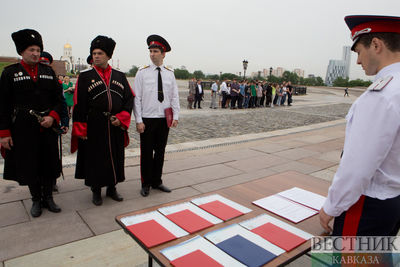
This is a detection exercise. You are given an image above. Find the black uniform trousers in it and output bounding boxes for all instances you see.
[333,194,400,236]
[331,195,400,266]
[140,118,169,188]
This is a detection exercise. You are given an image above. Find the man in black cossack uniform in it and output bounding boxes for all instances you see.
[71,35,134,206]
[0,29,64,217]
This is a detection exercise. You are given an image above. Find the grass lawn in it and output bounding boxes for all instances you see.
[0,62,13,75]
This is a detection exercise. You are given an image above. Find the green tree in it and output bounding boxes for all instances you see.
[315,77,324,86]
[206,74,220,80]
[297,76,324,86]
[282,71,300,84]
[126,65,139,77]
[174,68,192,79]
[333,77,349,87]
[221,73,240,80]
[193,70,205,79]
[267,75,282,84]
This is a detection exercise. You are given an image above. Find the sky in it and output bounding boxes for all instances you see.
[1,0,399,80]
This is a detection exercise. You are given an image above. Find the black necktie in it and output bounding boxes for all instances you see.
[157,67,164,102]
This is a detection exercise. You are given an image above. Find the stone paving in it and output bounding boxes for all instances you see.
[0,83,369,267]
[1,122,346,267]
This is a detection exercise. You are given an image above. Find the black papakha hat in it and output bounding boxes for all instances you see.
[90,35,116,58]
[147,34,171,52]
[11,29,43,55]
[86,54,93,64]
[39,51,53,64]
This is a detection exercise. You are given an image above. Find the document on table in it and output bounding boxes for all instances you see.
[204,224,284,266]
[277,187,326,211]
[161,235,246,267]
[240,214,314,251]
[120,211,188,248]
[253,195,318,223]
[204,223,285,256]
[158,202,222,233]
[191,194,252,221]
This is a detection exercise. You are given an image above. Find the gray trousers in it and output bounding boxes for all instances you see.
[210,91,217,108]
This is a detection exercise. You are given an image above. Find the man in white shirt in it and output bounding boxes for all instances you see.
[320,15,400,237]
[133,35,180,197]
[210,80,218,109]
[220,79,229,108]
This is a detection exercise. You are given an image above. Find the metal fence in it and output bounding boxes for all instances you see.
[294,86,307,95]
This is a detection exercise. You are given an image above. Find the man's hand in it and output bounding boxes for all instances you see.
[61,126,69,134]
[40,116,54,128]
[319,208,334,233]
[0,136,13,150]
[136,122,145,133]
[110,116,121,127]
[171,120,178,128]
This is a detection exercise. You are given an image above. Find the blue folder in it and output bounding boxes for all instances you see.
[216,234,277,267]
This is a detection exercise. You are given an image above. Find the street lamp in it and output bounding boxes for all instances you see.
[269,67,273,79]
[242,60,248,79]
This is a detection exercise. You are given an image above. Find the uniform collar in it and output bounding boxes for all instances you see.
[375,62,400,81]
[151,63,164,71]
[20,60,38,82]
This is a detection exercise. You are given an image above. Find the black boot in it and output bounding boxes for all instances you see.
[106,186,123,201]
[42,196,61,213]
[28,184,42,217]
[42,181,61,212]
[31,200,42,217]
[91,187,103,206]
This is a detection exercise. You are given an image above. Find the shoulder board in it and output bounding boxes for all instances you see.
[4,63,19,70]
[164,66,173,72]
[367,75,393,91]
[139,65,150,70]
[110,68,123,74]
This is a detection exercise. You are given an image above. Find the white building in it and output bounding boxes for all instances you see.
[60,43,74,72]
[293,68,305,78]
[325,46,351,86]
[272,67,285,77]
[342,46,351,78]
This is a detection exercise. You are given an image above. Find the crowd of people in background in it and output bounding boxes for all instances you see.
[187,78,294,109]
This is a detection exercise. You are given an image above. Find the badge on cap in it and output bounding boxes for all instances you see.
[14,73,18,77]
[351,28,371,41]
[19,72,23,76]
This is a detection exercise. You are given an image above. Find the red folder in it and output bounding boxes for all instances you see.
[126,219,176,248]
[251,222,306,251]
[171,249,223,267]
[166,209,214,234]
[164,107,173,128]
[199,200,243,221]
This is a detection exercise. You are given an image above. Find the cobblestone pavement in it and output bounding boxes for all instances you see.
[57,81,353,154]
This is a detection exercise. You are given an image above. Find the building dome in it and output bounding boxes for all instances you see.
[64,43,72,49]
